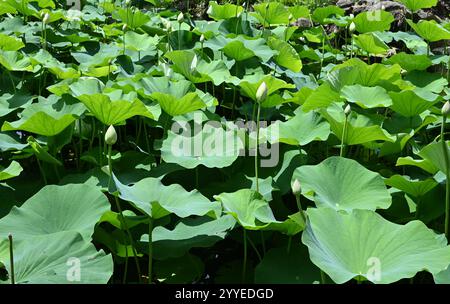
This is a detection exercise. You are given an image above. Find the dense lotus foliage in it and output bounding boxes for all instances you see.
[0,0,450,284]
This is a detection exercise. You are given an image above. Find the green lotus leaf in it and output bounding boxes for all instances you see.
[0,231,113,284]
[112,174,221,219]
[267,37,302,72]
[389,90,438,117]
[0,33,24,51]
[0,161,22,182]
[0,50,32,71]
[0,184,110,241]
[302,208,450,284]
[255,245,321,284]
[288,6,310,19]
[353,10,394,33]
[302,83,341,111]
[76,90,156,125]
[1,96,85,136]
[239,75,295,102]
[340,85,392,109]
[152,92,206,116]
[417,141,450,175]
[321,103,396,145]
[26,136,63,166]
[0,91,34,117]
[396,156,438,174]
[214,189,279,230]
[385,175,438,198]
[161,124,243,169]
[354,33,390,55]
[30,49,80,79]
[141,215,236,259]
[384,53,432,71]
[292,156,391,211]
[252,2,290,26]
[0,134,28,152]
[165,50,239,85]
[398,0,437,12]
[312,5,345,24]
[112,7,150,29]
[262,212,305,236]
[407,19,450,42]
[207,2,243,20]
[262,106,330,146]
[123,31,158,52]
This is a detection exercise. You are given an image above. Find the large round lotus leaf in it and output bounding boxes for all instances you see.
[0,231,113,284]
[353,10,394,33]
[340,85,392,109]
[161,124,243,169]
[112,174,221,219]
[398,0,437,12]
[292,156,392,211]
[417,141,450,175]
[0,33,24,51]
[254,245,321,284]
[252,2,290,25]
[320,103,395,146]
[0,184,110,241]
[0,161,22,182]
[302,208,450,284]
[267,37,302,72]
[407,19,450,42]
[214,189,279,230]
[385,175,438,198]
[0,50,32,71]
[207,2,243,20]
[151,92,206,116]
[354,33,389,55]
[312,5,345,24]
[238,75,295,102]
[262,106,330,146]
[384,53,432,71]
[389,90,438,117]
[1,96,86,137]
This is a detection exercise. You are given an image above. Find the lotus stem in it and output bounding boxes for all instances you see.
[255,103,261,193]
[8,233,15,284]
[107,143,142,283]
[295,195,307,223]
[341,106,350,157]
[148,217,153,284]
[287,236,292,254]
[242,228,247,283]
[36,158,47,185]
[441,116,450,239]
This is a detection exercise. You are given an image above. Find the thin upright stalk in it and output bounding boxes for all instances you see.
[340,115,349,157]
[148,217,153,284]
[255,103,261,193]
[441,116,450,239]
[8,234,14,284]
[108,145,143,283]
[242,229,247,283]
[295,195,307,223]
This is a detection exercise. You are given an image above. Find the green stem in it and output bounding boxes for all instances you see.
[247,235,262,262]
[36,158,47,185]
[321,270,327,284]
[8,234,14,285]
[287,236,292,254]
[295,195,307,223]
[340,115,348,157]
[242,229,247,283]
[148,217,153,284]
[442,116,450,240]
[6,70,16,94]
[255,103,261,193]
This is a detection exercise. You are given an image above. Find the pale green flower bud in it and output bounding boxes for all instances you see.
[105,125,117,145]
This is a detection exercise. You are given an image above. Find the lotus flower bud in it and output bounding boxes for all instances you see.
[443,101,450,117]
[125,0,131,5]
[177,12,184,23]
[256,81,268,103]
[265,2,269,9]
[349,22,356,33]
[105,125,117,145]
[299,36,305,42]
[344,104,351,116]
[292,179,301,196]
[288,14,293,21]
[349,14,354,19]
[43,13,50,24]
[200,34,205,43]
[190,55,198,72]
[122,23,127,31]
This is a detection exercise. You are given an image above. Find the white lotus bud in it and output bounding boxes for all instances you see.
[43,13,50,24]
[206,5,212,15]
[292,179,301,196]
[200,34,205,43]
[349,22,356,33]
[344,104,351,116]
[190,54,198,72]
[349,14,354,19]
[299,36,305,42]
[177,12,184,23]
[122,23,127,31]
[125,0,131,5]
[288,14,293,21]
[256,81,268,103]
[105,125,117,145]
[442,101,450,117]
